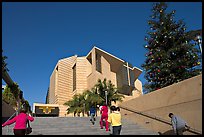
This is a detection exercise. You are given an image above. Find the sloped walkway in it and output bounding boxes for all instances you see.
[2,117,159,135]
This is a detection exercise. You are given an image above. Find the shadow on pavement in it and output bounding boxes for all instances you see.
[158,129,175,135]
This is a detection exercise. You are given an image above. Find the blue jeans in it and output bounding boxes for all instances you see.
[90,113,95,122]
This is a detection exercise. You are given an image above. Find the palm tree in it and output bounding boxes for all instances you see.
[64,78,125,116]
[64,94,79,116]
[83,88,103,116]
[64,101,76,116]
[95,78,125,107]
[78,93,86,117]
[64,93,86,117]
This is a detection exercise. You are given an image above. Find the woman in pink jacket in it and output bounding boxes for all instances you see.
[2,108,34,135]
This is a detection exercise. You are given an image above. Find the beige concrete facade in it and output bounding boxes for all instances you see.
[47,46,143,117]
[119,74,202,135]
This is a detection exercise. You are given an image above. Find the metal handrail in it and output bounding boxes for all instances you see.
[120,105,202,135]
[3,110,18,135]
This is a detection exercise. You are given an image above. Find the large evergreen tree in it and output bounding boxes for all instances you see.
[141,2,202,93]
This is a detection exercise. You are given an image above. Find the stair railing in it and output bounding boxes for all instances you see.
[120,105,202,135]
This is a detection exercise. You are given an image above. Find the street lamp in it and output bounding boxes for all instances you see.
[83,94,88,117]
[105,91,108,105]
[83,103,85,117]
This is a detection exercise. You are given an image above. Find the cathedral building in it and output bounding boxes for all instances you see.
[46,46,143,117]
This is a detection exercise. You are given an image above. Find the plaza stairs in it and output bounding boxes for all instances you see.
[2,116,159,135]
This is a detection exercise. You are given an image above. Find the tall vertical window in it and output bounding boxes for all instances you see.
[73,64,76,91]
[96,53,102,73]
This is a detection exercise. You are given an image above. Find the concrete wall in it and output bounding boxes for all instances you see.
[75,57,88,95]
[119,74,202,135]
[49,64,57,104]
[2,100,16,123]
[49,56,77,116]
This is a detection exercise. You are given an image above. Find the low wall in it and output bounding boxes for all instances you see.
[120,74,202,135]
[2,100,16,124]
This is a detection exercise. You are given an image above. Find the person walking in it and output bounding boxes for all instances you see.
[108,106,122,135]
[2,108,34,135]
[90,105,96,125]
[168,113,190,135]
[99,103,109,131]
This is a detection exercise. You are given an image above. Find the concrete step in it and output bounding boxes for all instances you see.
[2,117,159,135]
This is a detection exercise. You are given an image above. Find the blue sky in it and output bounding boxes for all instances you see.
[2,2,202,109]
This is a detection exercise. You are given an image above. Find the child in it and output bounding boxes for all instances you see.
[89,106,96,125]
[107,106,122,135]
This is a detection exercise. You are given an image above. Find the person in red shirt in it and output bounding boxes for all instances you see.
[2,108,34,135]
[99,103,109,131]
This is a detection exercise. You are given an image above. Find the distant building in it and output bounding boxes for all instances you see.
[46,46,143,117]
[33,103,59,117]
